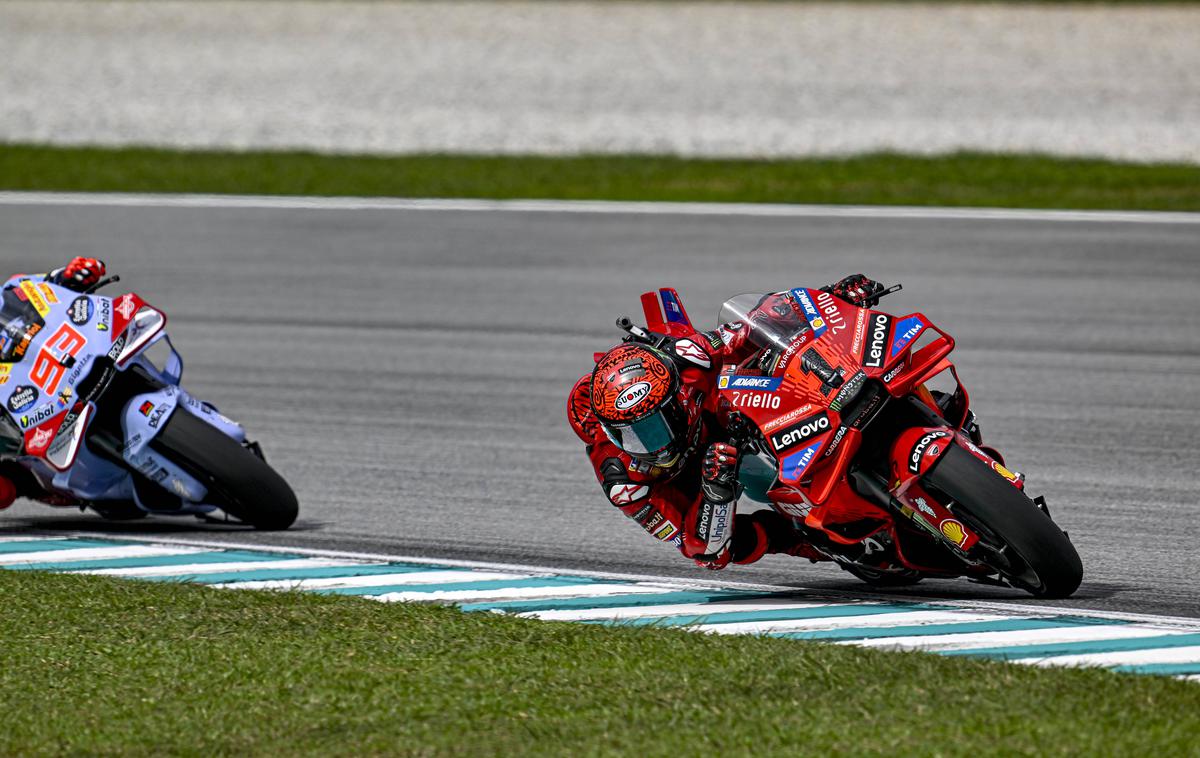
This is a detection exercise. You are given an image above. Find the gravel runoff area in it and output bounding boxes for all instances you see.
[2,2,1198,163]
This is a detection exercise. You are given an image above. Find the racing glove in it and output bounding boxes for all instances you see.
[823,274,884,308]
[50,257,106,292]
[692,442,740,569]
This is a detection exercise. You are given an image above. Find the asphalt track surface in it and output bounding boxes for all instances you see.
[1,195,1198,618]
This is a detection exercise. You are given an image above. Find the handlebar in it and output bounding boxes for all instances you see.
[83,275,120,294]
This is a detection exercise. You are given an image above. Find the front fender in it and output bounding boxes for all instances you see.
[890,426,954,484]
[120,385,206,502]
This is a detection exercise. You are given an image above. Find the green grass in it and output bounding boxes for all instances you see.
[2,143,1198,211]
[1,571,1197,756]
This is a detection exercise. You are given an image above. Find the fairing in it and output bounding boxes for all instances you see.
[0,279,248,516]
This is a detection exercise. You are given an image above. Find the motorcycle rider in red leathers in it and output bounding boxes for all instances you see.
[568,275,886,570]
[0,258,108,510]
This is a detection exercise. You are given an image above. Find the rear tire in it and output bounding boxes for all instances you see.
[150,409,298,530]
[923,445,1082,598]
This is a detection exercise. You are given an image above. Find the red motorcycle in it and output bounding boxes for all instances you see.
[636,285,1082,599]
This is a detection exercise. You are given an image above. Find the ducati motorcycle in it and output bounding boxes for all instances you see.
[0,275,297,529]
[629,285,1082,598]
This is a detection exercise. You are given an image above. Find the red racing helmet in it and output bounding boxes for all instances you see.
[590,344,702,469]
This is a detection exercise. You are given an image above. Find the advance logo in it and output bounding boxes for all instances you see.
[718,375,782,391]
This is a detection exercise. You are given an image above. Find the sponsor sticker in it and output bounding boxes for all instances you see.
[653,521,679,542]
[7,384,38,413]
[27,425,54,453]
[97,299,111,331]
[20,404,57,429]
[790,288,827,338]
[608,483,650,505]
[862,312,891,368]
[0,364,10,386]
[780,442,823,483]
[908,431,950,474]
[768,411,831,453]
[890,316,925,358]
[992,461,1021,483]
[829,370,867,412]
[717,375,782,391]
[761,404,815,433]
[727,391,781,410]
[674,339,711,369]
[37,283,59,304]
[68,296,95,326]
[114,294,138,321]
[940,518,968,547]
[147,405,169,428]
[139,401,154,417]
[614,381,652,411]
[822,425,849,459]
[813,290,847,335]
[850,308,867,356]
[19,281,50,317]
[882,363,904,384]
[912,496,937,517]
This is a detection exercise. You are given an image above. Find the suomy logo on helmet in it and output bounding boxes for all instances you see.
[614,381,652,411]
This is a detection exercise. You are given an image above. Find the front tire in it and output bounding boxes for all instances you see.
[151,409,298,530]
[923,445,1082,598]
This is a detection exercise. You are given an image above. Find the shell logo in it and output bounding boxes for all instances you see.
[992,461,1020,483]
[940,518,968,547]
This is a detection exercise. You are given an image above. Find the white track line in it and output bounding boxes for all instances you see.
[0,545,206,565]
[1,192,1197,225]
[211,570,530,591]
[524,599,841,622]
[1024,646,1200,668]
[372,583,677,604]
[697,610,1009,635]
[84,558,379,578]
[0,535,67,543]
[850,624,1187,652]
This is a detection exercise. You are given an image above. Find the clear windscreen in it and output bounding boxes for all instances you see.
[0,287,46,363]
[717,292,811,354]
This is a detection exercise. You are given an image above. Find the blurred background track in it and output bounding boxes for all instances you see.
[3,1,1198,161]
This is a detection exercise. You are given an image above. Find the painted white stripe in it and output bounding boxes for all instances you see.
[0,535,63,543]
[523,600,841,622]
[210,570,531,590]
[696,610,1009,635]
[373,583,675,604]
[84,558,376,578]
[848,624,1186,652]
[2,192,1198,225]
[1025,645,1200,668]
[0,545,206,565]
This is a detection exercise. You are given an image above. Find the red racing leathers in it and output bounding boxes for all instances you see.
[568,306,820,569]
